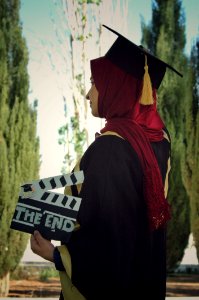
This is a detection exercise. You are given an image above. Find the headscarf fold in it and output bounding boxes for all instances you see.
[91,57,171,230]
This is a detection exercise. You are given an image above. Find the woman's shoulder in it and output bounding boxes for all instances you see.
[85,134,131,156]
[80,134,141,171]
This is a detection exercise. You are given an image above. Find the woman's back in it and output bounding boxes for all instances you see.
[67,134,170,300]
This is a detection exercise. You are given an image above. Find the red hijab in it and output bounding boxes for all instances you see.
[90,57,171,230]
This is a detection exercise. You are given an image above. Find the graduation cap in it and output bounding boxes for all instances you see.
[103,25,183,105]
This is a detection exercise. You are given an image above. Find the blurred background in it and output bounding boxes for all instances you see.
[0,0,198,297]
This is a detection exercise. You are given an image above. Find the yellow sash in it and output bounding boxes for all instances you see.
[57,245,86,300]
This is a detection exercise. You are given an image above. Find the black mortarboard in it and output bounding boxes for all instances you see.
[103,25,183,91]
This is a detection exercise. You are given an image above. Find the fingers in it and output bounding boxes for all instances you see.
[30,233,39,254]
[33,230,44,245]
[33,230,51,244]
[30,231,55,262]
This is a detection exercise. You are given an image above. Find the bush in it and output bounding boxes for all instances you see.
[10,264,59,281]
[10,265,37,280]
[39,267,59,282]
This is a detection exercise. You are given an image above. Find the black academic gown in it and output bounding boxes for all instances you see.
[65,134,170,300]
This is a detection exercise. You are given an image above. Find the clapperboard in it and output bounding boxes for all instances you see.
[10,171,84,242]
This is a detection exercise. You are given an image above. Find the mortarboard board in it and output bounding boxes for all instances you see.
[102,25,183,103]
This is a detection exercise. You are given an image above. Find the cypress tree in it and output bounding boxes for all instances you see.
[141,0,190,270]
[181,39,199,260]
[0,0,40,295]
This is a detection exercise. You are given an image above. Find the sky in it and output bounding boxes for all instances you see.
[19,0,199,263]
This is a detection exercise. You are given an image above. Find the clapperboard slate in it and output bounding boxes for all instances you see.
[10,171,84,242]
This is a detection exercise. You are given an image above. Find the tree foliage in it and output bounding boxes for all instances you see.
[0,0,40,295]
[141,0,190,270]
[181,38,199,260]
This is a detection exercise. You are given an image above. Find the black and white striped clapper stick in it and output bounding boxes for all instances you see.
[10,171,84,242]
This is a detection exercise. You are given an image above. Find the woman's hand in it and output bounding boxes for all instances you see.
[30,230,55,262]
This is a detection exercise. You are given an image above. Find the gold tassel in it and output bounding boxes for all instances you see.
[139,55,154,105]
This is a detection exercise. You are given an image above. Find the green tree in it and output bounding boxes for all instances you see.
[181,39,199,260]
[0,0,40,296]
[141,0,190,270]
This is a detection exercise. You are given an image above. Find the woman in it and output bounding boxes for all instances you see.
[31,27,182,299]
